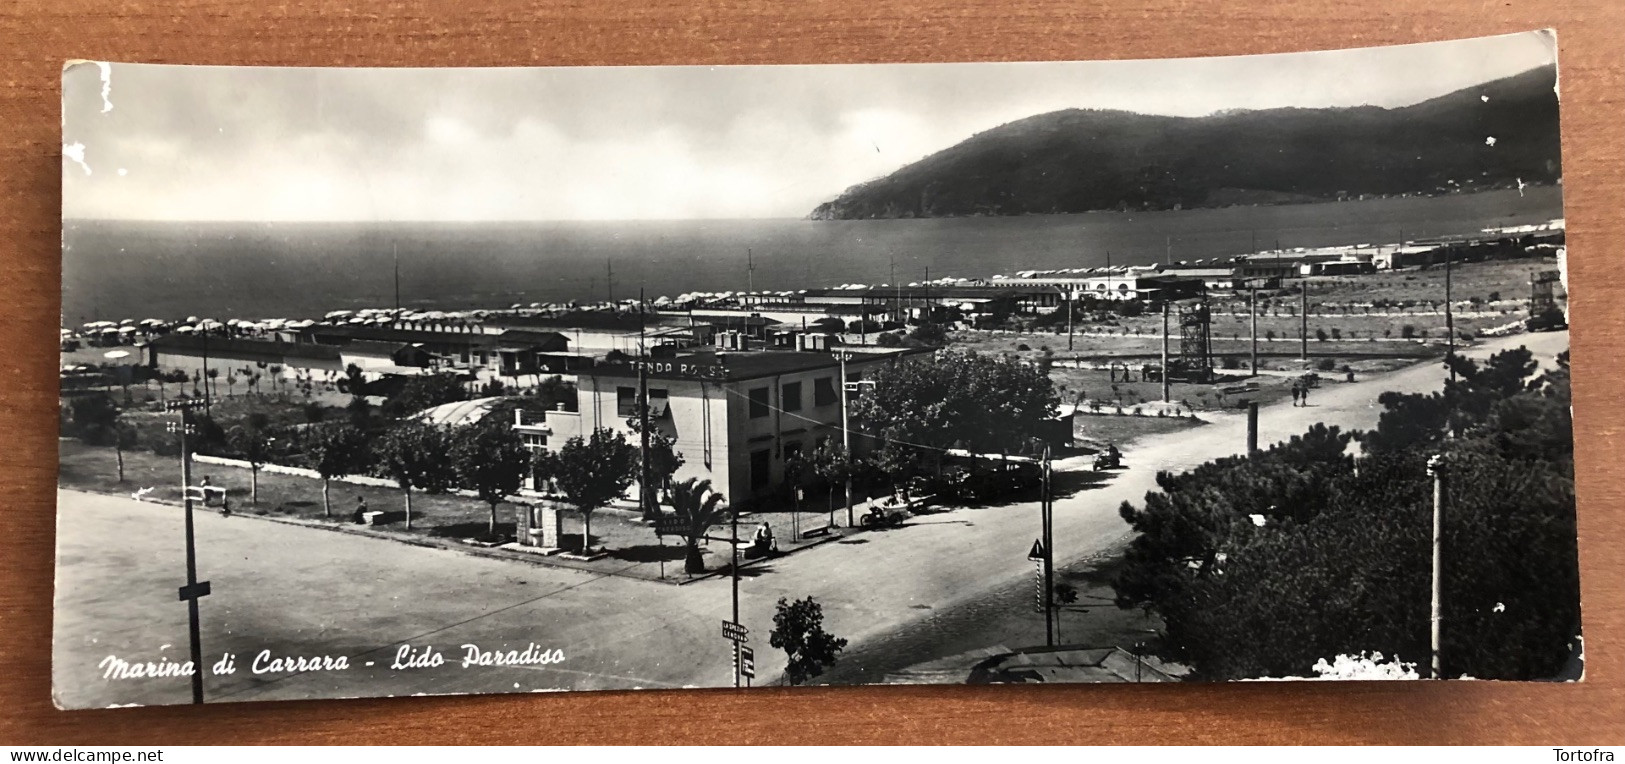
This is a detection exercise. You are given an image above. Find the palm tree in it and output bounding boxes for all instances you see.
[669,478,728,574]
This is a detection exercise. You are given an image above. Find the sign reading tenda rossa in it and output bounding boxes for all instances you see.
[606,359,732,380]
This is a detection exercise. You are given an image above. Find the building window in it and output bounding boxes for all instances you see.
[813,376,837,407]
[750,449,772,490]
[782,381,802,412]
[617,386,637,417]
[748,386,769,418]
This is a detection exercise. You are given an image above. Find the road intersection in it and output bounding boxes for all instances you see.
[51,331,1568,707]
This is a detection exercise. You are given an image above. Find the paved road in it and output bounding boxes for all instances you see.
[51,331,1568,707]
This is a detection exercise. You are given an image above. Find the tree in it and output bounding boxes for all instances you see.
[111,421,138,483]
[906,321,947,347]
[303,423,369,518]
[851,349,1057,498]
[808,440,856,526]
[669,478,728,573]
[227,421,276,504]
[769,596,848,685]
[450,419,532,538]
[536,427,638,553]
[626,411,684,519]
[384,372,469,418]
[376,421,455,530]
[64,393,119,443]
[1112,349,1579,681]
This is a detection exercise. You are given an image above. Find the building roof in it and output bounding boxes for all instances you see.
[413,396,503,427]
[584,347,926,383]
[803,285,1032,301]
[310,325,567,351]
[1158,268,1240,278]
[492,329,572,351]
[488,311,692,333]
[339,339,420,358]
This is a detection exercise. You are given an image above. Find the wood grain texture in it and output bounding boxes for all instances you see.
[2,0,1621,745]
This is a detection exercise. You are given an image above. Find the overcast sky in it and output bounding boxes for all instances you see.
[62,30,1556,222]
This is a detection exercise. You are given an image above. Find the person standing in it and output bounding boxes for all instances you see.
[1290,384,1302,407]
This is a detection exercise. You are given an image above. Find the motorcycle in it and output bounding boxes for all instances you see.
[861,501,908,529]
[1093,450,1124,471]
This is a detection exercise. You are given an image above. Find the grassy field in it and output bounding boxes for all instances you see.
[57,439,644,549]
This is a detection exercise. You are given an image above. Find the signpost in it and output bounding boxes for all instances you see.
[722,619,749,687]
[165,397,209,704]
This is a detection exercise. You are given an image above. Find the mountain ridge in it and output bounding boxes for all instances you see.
[809,65,1561,220]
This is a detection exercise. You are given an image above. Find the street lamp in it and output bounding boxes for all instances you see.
[165,397,211,704]
[836,351,875,527]
[1426,452,1446,680]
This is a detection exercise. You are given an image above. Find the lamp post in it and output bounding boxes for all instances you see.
[1041,446,1055,647]
[1055,287,1073,352]
[165,397,210,704]
[836,351,875,527]
[1427,453,1446,679]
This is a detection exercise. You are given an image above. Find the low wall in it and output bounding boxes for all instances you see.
[191,454,396,487]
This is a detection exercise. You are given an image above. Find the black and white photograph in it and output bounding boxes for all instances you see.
[54,29,1579,709]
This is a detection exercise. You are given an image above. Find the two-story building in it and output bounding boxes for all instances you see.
[515,347,927,510]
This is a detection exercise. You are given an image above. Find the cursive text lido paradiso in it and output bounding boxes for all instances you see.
[99,643,565,680]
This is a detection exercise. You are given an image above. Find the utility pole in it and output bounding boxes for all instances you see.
[393,243,401,312]
[201,329,211,418]
[1427,454,1446,679]
[1161,300,1171,403]
[747,248,754,294]
[1041,446,1055,647]
[923,266,930,327]
[1065,288,1074,351]
[166,398,209,704]
[731,504,741,688]
[638,289,652,520]
[1445,247,1456,384]
[838,351,854,527]
[1249,285,1259,376]
[1299,280,1309,362]
[607,259,614,305]
[1246,401,1259,456]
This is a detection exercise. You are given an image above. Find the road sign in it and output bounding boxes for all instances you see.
[178,581,211,602]
[722,620,748,643]
[739,646,755,679]
[1027,539,1046,561]
[654,516,686,537]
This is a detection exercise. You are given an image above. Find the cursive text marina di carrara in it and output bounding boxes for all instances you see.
[99,643,564,681]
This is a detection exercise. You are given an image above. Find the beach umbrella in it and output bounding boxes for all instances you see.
[174,325,197,333]
[103,350,131,359]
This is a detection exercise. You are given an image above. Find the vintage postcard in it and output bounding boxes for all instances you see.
[55,30,1578,708]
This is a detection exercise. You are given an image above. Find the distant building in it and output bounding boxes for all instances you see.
[145,334,446,394]
[304,324,572,379]
[515,347,928,510]
[484,311,716,357]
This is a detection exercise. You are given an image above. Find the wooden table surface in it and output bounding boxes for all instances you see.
[2,0,1621,745]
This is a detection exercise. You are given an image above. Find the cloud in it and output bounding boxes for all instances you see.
[61,31,1557,222]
